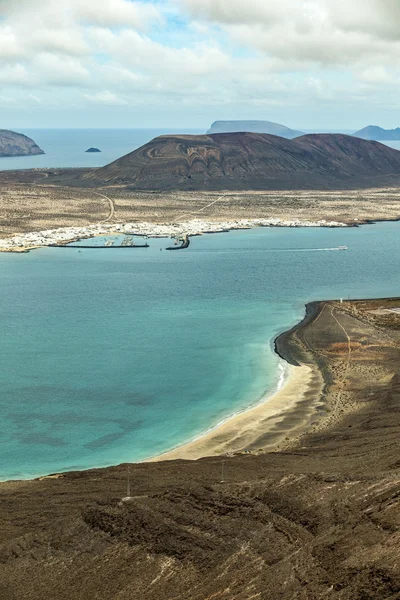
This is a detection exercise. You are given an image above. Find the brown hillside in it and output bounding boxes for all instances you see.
[0,299,399,599]
[78,132,400,190]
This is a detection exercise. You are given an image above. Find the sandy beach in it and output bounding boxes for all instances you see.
[149,363,324,461]
[1,297,399,599]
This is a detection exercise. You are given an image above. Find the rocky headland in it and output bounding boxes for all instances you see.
[0,129,44,157]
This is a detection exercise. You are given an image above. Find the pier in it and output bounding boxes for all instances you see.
[165,235,190,250]
[49,243,149,249]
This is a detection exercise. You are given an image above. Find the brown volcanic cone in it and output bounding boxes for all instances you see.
[295,133,400,176]
[81,132,400,190]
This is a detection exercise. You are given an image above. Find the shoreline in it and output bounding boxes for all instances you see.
[1,296,399,482]
[3,213,400,254]
[147,361,323,462]
[147,303,327,463]
[0,303,326,481]
[1,296,399,597]
[0,217,347,252]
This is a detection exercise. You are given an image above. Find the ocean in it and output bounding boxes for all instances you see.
[0,128,203,170]
[1,222,400,480]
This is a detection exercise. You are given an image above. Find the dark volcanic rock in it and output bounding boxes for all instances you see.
[208,119,303,138]
[85,147,101,153]
[353,125,400,141]
[0,129,44,157]
[81,132,400,191]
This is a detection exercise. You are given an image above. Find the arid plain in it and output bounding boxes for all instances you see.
[2,181,400,237]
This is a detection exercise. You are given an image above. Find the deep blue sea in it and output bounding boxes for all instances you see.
[0,129,203,170]
[1,223,400,480]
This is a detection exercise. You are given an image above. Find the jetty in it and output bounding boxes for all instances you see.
[165,235,190,251]
[49,243,149,249]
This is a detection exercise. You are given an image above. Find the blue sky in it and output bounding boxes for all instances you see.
[1,0,400,130]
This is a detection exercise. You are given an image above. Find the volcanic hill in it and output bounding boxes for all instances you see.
[353,125,400,141]
[0,129,44,157]
[79,132,400,191]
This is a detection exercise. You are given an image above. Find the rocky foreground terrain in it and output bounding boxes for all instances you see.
[0,129,44,157]
[0,299,399,599]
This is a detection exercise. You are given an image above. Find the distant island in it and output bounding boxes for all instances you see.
[85,147,101,153]
[72,132,400,191]
[207,120,303,139]
[353,125,400,141]
[0,129,44,157]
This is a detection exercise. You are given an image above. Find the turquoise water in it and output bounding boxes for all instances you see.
[0,128,203,170]
[1,223,400,480]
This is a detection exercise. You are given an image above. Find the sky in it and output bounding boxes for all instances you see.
[1,0,400,130]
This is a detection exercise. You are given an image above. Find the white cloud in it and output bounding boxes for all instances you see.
[0,95,17,107]
[357,66,396,85]
[0,63,31,85]
[88,27,230,77]
[28,94,42,104]
[83,91,129,105]
[34,54,90,86]
[29,28,90,57]
[177,0,400,66]
[1,0,400,122]
[0,0,162,67]
[74,0,162,29]
[0,0,161,30]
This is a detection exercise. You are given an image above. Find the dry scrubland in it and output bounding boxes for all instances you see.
[1,184,400,236]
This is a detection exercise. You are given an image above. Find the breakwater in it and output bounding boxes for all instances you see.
[165,236,190,251]
[49,243,150,249]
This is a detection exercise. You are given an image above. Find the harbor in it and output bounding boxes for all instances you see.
[0,217,347,252]
[49,235,150,249]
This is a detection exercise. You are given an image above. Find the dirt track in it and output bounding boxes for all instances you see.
[0,299,399,599]
[2,178,400,237]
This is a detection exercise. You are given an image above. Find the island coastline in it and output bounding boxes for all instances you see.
[2,296,399,481]
[0,217,347,252]
[148,302,327,463]
[147,362,323,462]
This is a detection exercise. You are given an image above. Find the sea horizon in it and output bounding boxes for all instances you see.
[2,128,400,172]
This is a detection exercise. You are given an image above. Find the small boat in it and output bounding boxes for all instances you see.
[338,245,348,250]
